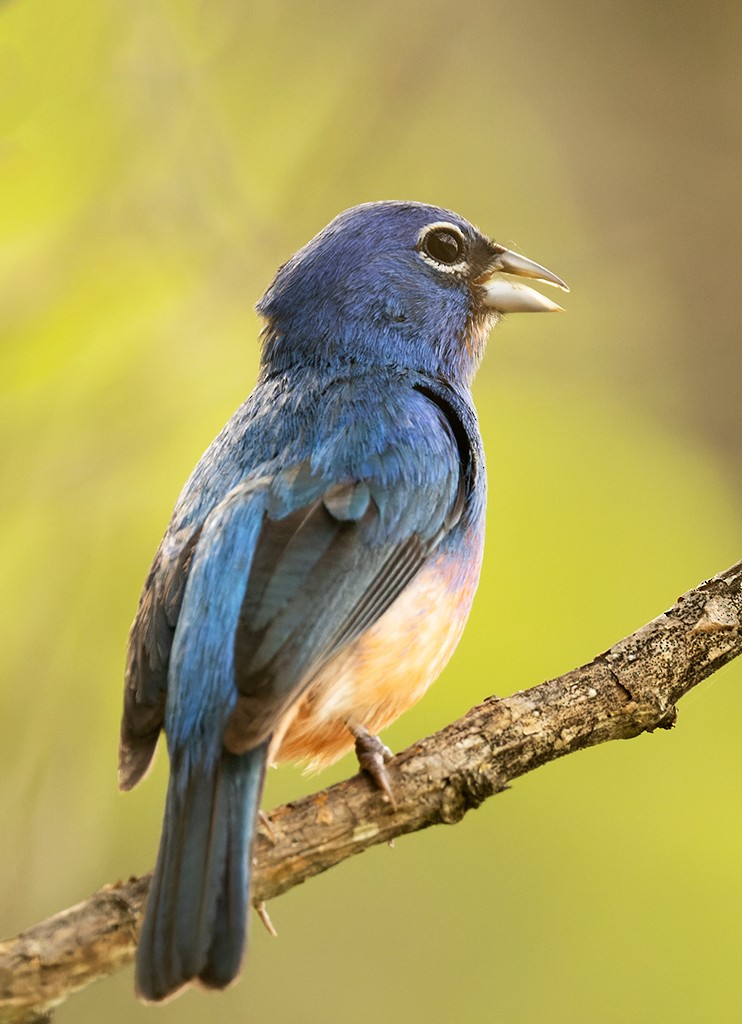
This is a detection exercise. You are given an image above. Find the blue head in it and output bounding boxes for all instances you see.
[257,201,568,387]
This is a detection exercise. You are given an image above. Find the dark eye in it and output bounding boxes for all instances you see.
[420,226,466,266]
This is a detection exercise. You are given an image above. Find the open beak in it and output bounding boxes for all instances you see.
[477,247,569,313]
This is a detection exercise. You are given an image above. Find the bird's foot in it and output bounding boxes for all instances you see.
[351,727,396,808]
[255,901,278,937]
[258,809,277,844]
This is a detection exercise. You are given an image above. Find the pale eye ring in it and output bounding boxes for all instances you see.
[418,224,467,267]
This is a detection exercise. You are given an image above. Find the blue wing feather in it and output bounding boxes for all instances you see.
[165,482,268,755]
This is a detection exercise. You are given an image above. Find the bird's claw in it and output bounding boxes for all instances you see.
[352,729,397,808]
[258,809,277,844]
[255,901,278,937]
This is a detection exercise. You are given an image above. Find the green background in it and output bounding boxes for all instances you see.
[1,2,741,1022]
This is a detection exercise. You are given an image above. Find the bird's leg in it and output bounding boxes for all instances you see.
[349,724,396,808]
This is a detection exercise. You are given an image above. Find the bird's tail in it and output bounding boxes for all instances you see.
[135,744,269,1002]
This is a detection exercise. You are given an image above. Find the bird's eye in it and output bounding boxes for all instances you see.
[419,225,466,267]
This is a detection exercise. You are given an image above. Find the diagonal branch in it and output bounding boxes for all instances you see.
[1,560,741,1023]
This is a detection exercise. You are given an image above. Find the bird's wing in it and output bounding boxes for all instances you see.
[119,525,201,789]
[223,459,466,752]
[120,389,473,784]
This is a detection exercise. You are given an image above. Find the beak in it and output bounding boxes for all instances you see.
[477,247,570,313]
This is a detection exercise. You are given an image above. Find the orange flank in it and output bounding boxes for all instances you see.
[274,548,483,769]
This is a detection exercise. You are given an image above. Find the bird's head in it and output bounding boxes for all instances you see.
[257,201,568,386]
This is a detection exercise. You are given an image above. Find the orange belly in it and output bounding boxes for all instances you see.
[274,548,482,769]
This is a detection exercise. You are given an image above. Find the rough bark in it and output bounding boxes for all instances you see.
[1,560,740,1023]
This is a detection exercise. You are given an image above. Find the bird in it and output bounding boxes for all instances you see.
[119,200,568,1002]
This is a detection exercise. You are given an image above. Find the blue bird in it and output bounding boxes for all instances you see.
[119,201,567,1001]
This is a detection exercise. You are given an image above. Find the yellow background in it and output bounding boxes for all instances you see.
[1,2,740,1022]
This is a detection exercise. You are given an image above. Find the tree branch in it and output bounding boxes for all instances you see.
[2,560,741,1023]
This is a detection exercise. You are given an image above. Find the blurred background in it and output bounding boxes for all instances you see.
[1,1,741,1022]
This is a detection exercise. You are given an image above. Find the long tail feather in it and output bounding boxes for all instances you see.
[135,745,268,1002]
